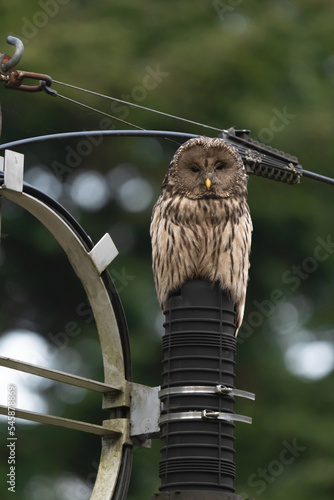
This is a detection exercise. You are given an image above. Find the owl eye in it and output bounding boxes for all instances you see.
[191,166,200,173]
[215,162,227,170]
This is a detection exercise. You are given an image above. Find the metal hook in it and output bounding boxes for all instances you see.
[0,36,24,73]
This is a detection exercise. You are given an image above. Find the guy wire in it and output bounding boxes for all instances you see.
[53,80,224,134]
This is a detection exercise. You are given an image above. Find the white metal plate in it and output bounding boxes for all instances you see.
[4,150,24,192]
[89,233,118,274]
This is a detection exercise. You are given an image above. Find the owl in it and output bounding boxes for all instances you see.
[150,136,252,335]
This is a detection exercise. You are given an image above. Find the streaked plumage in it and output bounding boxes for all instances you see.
[150,137,252,335]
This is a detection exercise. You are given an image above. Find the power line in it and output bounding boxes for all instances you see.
[0,129,333,186]
[52,80,225,133]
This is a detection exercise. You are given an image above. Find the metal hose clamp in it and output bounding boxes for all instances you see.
[159,410,252,425]
[159,385,255,400]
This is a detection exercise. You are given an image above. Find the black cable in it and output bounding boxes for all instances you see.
[1,130,334,186]
[300,169,334,186]
[0,129,199,152]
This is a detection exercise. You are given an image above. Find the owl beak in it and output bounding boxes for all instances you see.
[205,178,212,190]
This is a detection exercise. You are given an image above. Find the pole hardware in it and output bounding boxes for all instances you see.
[221,127,302,184]
[159,410,252,425]
[129,383,161,446]
[159,385,255,401]
[0,149,24,192]
[1,70,53,93]
[0,36,24,73]
[0,36,53,92]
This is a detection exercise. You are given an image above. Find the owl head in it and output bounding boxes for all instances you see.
[163,137,248,199]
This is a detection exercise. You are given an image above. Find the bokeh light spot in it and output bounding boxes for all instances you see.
[118,177,153,212]
[285,341,334,380]
[70,171,109,212]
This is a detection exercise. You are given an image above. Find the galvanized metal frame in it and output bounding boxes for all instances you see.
[0,151,134,499]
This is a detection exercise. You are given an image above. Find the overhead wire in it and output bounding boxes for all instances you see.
[48,82,215,145]
[56,93,146,130]
[0,130,199,152]
[47,82,334,186]
[1,71,334,186]
[52,79,224,134]
[300,169,334,186]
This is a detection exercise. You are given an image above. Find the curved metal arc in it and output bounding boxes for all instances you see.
[1,172,132,381]
[0,183,132,500]
[0,189,126,386]
[24,179,132,381]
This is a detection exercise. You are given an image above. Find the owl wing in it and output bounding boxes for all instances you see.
[195,200,252,335]
[231,207,252,335]
[150,195,198,310]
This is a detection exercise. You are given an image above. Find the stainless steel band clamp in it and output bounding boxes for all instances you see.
[159,410,252,425]
[159,385,255,400]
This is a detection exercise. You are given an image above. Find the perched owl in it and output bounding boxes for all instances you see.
[150,137,252,335]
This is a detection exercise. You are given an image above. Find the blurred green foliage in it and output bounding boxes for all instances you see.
[0,0,334,499]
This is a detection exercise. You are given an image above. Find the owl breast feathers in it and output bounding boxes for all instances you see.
[150,137,252,335]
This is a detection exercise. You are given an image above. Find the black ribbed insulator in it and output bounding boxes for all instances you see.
[158,280,237,493]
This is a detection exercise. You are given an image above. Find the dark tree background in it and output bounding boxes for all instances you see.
[0,1,334,499]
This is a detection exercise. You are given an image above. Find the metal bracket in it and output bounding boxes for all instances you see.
[103,382,161,447]
[126,383,255,446]
[88,233,118,274]
[222,127,302,185]
[0,150,24,192]
[130,383,161,446]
